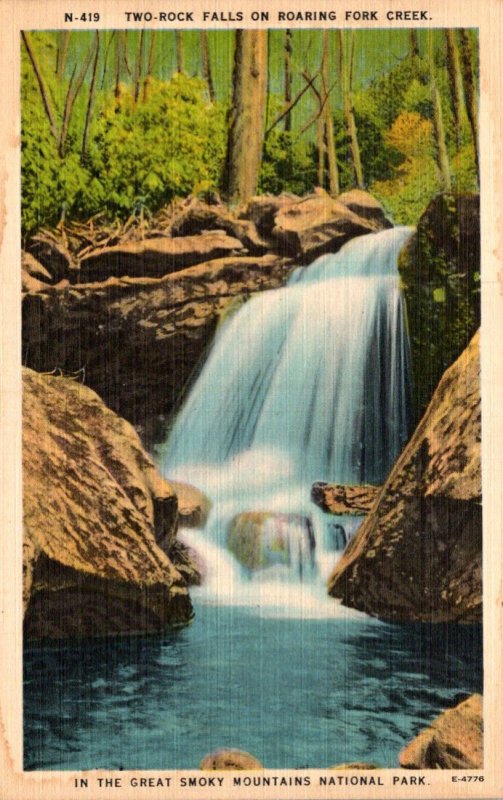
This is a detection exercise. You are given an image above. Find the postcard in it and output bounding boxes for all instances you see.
[0,0,502,798]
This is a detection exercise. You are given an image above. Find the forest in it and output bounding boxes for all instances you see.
[21,28,478,240]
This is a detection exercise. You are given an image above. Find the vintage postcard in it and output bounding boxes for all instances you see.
[1,0,502,798]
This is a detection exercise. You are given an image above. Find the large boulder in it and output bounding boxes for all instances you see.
[399,695,483,769]
[78,231,244,283]
[311,483,380,515]
[398,192,480,421]
[170,480,211,528]
[271,189,392,261]
[23,368,194,639]
[22,253,293,445]
[227,512,315,573]
[169,200,272,255]
[200,749,263,770]
[328,332,481,623]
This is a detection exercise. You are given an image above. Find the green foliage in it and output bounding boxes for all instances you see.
[90,75,226,216]
[258,130,317,196]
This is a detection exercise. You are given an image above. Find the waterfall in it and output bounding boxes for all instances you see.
[157,226,413,616]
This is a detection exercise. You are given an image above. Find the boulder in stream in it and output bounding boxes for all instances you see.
[328,332,481,623]
[227,511,315,574]
[200,749,263,770]
[23,368,194,639]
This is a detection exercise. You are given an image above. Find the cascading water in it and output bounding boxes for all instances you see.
[157,226,414,615]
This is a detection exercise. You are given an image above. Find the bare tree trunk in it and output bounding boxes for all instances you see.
[200,31,215,101]
[175,31,184,73]
[223,31,268,204]
[133,30,145,103]
[81,32,100,162]
[445,29,466,151]
[317,111,325,188]
[115,31,130,97]
[429,35,451,191]
[56,31,71,81]
[59,39,95,157]
[458,28,479,180]
[409,30,420,59]
[321,31,339,195]
[284,29,293,131]
[142,31,156,102]
[22,32,59,142]
[341,31,364,188]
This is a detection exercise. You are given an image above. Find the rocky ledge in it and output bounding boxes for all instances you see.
[23,368,197,639]
[328,332,481,623]
[22,189,390,445]
[311,483,380,515]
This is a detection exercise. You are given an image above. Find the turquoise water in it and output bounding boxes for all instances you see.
[24,605,482,770]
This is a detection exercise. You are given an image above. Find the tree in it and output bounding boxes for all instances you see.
[341,30,364,189]
[458,29,479,181]
[223,31,268,204]
[200,31,215,102]
[444,29,466,151]
[428,34,451,191]
[283,29,293,131]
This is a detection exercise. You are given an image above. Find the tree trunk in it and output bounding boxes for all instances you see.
[341,31,364,188]
[458,29,479,180]
[133,30,145,103]
[22,32,59,143]
[81,32,100,162]
[59,41,95,157]
[200,31,215,101]
[142,31,156,102]
[56,31,71,81]
[445,29,466,151]
[428,36,451,192]
[175,31,184,73]
[223,31,268,205]
[409,30,420,59]
[321,31,339,195]
[284,29,293,131]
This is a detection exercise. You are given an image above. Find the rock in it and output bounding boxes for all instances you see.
[241,194,299,238]
[398,193,480,421]
[227,512,315,573]
[328,332,481,623]
[78,231,245,283]
[200,749,263,770]
[330,763,380,770]
[22,254,293,446]
[399,695,483,769]
[311,483,381,515]
[22,270,47,294]
[338,189,392,226]
[170,200,272,255]
[170,480,211,527]
[23,368,193,639]
[165,540,204,586]
[27,234,75,283]
[271,189,392,261]
[22,252,53,284]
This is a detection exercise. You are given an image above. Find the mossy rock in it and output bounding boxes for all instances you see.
[398,192,480,421]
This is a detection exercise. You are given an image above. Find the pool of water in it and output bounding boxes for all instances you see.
[24,604,482,770]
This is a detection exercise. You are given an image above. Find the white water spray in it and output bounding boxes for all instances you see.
[157,227,413,617]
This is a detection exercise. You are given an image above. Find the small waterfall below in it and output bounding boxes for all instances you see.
[157,226,414,617]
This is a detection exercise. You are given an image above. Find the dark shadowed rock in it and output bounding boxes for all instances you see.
[79,231,245,282]
[22,254,293,445]
[398,192,480,420]
[399,695,483,769]
[200,749,263,770]
[22,252,54,284]
[241,194,300,238]
[23,369,193,639]
[27,234,76,283]
[328,332,481,623]
[311,483,381,515]
[338,189,392,226]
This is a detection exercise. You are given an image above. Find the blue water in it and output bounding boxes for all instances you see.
[24,605,482,770]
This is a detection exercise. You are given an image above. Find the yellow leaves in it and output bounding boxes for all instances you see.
[385,111,433,160]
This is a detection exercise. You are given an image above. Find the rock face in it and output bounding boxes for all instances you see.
[170,480,211,528]
[399,695,483,769]
[22,254,292,445]
[328,332,481,623]
[311,483,380,515]
[271,189,392,261]
[23,368,194,639]
[200,750,263,770]
[398,192,480,421]
[79,231,244,283]
[227,512,315,573]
